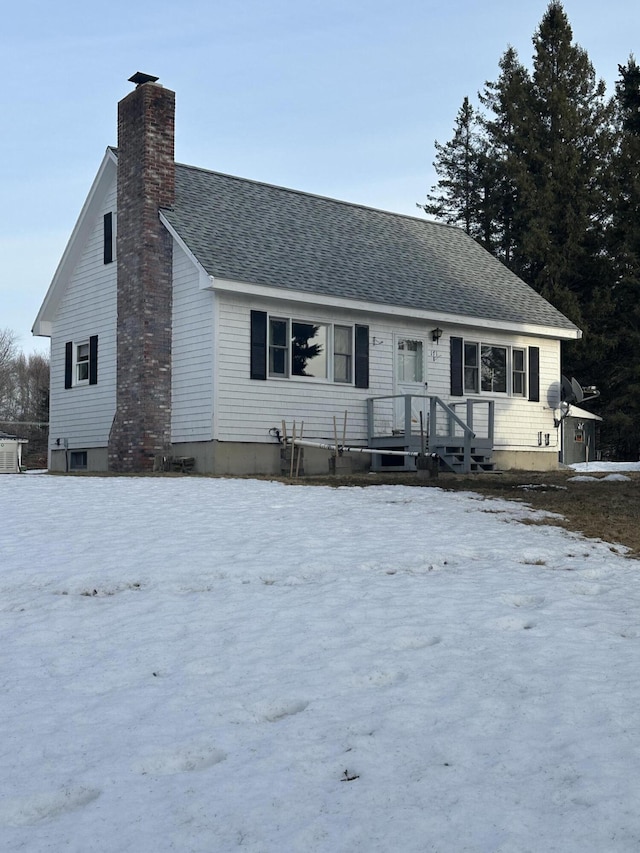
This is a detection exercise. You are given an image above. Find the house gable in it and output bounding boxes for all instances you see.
[33,148,117,338]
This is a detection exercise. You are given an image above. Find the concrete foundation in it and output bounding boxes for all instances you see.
[49,447,109,473]
[492,449,559,472]
[48,443,559,476]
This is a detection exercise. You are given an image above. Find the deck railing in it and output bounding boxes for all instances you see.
[367,394,494,472]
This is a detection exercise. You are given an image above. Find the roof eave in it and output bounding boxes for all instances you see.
[202,276,581,340]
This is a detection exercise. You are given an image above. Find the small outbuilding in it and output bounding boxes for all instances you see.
[0,431,27,473]
[560,406,602,465]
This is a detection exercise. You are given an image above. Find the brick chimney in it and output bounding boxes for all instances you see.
[108,74,175,471]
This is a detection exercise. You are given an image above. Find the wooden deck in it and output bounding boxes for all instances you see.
[366,395,495,473]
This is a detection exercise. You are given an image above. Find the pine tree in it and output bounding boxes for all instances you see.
[418,97,489,243]
[478,46,535,271]
[602,56,640,457]
[523,2,612,319]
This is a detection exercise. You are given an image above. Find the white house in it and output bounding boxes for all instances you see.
[33,74,581,475]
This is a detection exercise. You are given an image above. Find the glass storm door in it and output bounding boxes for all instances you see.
[394,337,428,434]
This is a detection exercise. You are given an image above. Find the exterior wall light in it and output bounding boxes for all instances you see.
[431,327,443,343]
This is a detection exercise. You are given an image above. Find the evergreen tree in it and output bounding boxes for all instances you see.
[418,97,488,242]
[523,1,613,324]
[478,46,535,271]
[425,3,614,374]
[420,2,640,457]
[602,56,640,457]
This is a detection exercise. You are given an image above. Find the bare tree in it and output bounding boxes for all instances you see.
[0,328,18,420]
[0,331,49,465]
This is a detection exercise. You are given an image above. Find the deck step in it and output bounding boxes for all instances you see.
[431,444,495,474]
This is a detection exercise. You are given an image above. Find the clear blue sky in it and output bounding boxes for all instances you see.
[2,0,638,356]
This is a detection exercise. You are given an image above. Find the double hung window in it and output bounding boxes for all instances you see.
[64,336,98,389]
[462,341,526,396]
[75,342,90,384]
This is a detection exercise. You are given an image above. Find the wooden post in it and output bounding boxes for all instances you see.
[295,421,304,478]
[290,421,296,478]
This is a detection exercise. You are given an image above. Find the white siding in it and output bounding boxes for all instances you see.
[171,246,215,442]
[447,324,562,453]
[48,182,117,449]
[215,294,385,443]
[215,293,562,453]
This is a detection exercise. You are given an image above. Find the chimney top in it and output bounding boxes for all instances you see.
[128,72,160,87]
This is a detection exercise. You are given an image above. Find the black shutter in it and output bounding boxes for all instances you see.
[89,335,98,385]
[103,213,113,264]
[450,337,463,396]
[354,325,369,388]
[250,310,267,380]
[64,341,73,389]
[528,346,540,402]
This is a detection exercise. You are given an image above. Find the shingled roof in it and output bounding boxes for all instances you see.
[161,163,579,333]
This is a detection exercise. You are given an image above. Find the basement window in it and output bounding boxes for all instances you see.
[69,451,87,471]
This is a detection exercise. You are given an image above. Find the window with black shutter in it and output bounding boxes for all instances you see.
[64,337,99,388]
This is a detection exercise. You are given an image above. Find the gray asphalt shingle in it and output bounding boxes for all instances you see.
[161,163,579,332]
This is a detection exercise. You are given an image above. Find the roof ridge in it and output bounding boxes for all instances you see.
[173,161,459,232]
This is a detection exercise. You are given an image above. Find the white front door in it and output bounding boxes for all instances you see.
[394,336,429,435]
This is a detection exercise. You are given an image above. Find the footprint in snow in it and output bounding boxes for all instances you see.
[252,699,309,723]
[501,594,545,609]
[133,746,227,776]
[0,786,100,827]
[390,633,442,651]
[492,616,536,631]
[350,670,408,688]
[576,567,612,581]
[570,582,607,596]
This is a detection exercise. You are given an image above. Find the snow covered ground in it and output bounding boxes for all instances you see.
[1,470,640,852]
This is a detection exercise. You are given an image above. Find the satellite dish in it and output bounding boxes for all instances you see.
[570,378,584,404]
[561,375,576,403]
